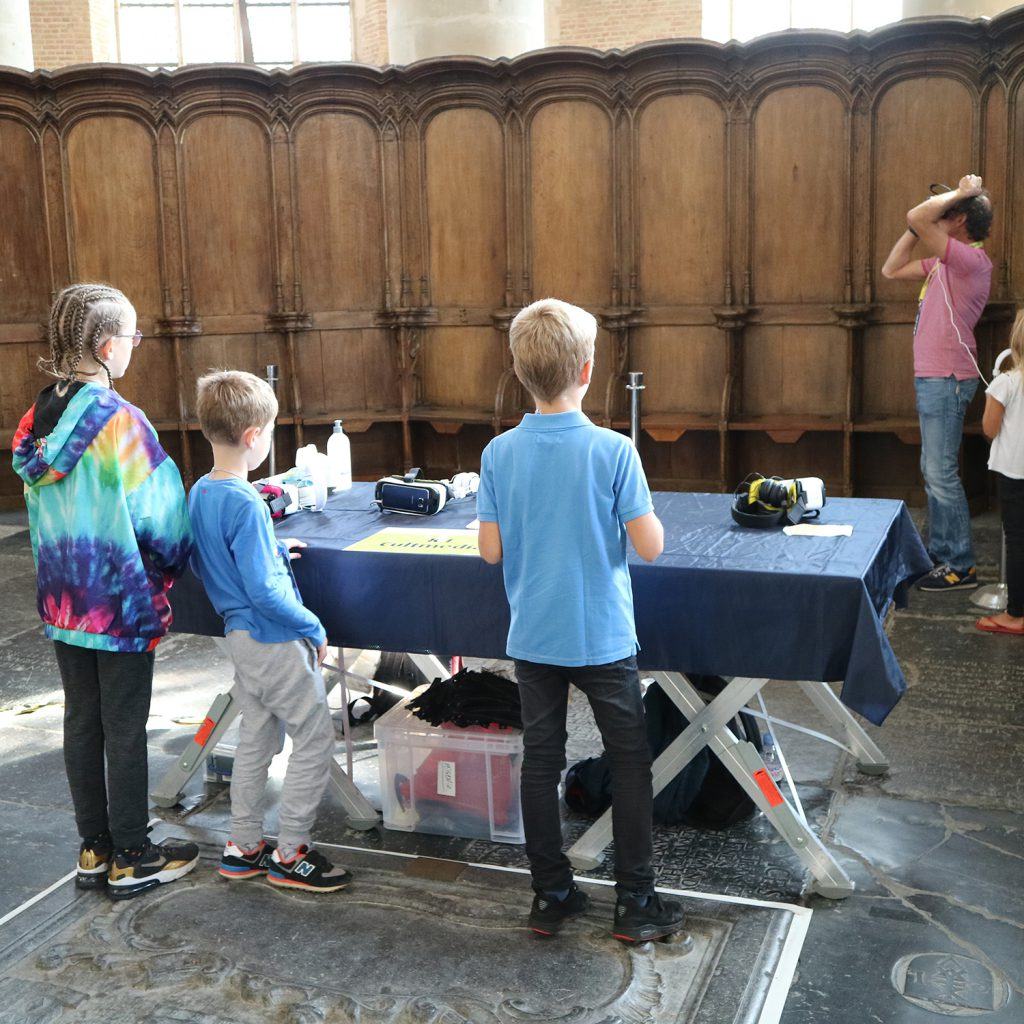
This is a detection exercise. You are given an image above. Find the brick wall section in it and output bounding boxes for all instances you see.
[352,0,389,64]
[30,0,93,67]
[547,0,702,51]
[30,0,116,67]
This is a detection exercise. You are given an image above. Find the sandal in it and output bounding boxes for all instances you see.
[976,616,1024,636]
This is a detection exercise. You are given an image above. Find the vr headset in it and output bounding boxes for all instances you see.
[732,474,826,529]
[375,469,450,516]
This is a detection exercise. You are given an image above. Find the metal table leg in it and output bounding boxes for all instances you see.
[567,675,768,872]
[566,672,856,900]
[796,680,889,775]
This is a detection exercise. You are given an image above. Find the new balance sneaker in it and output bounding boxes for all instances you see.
[612,892,690,944]
[916,564,978,592]
[528,884,590,936]
[217,839,276,880]
[76,831,113,890]
[266,845,351,893]
[107,838,200,901]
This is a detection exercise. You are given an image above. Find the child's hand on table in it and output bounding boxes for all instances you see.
[283,538,307,560]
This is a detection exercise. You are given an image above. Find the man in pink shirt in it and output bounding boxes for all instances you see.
[882,175,994,591]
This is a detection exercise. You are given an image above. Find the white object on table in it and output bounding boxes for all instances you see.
[783,523,853,538]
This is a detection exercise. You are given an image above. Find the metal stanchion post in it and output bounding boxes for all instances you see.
[626,371,644,447]
[971,529,1008,611]
[265,364,279,477]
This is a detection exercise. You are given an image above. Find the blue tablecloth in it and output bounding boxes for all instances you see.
[170,484,931,725]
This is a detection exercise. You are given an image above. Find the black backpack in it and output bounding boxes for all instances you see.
[564,675,763,830]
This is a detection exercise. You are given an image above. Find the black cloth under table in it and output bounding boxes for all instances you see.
[170,484,931,725]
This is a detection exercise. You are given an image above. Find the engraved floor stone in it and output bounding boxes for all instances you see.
[0,847,794,1024]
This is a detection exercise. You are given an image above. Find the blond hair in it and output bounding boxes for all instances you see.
[41,283,134,391]
[509,298,597,402]
[196,370,278,446]
[1007,309,1024,373]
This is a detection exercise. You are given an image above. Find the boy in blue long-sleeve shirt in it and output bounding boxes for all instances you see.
[189,370,351,894]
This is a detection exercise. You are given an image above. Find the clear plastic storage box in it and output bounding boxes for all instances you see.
[375,696,525,844]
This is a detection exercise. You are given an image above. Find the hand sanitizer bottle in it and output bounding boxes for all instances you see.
[327,419,352,491]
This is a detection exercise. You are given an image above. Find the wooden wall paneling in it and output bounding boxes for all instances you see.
[2,14,1023,506]
[637,432,720,492]
[1009,68,1024,298]
[528,100,616,426]
[528,100,614,307]
[637,94,729,308]
[423,106,508,427]
[293,112,385,313]
[0,120,51,326]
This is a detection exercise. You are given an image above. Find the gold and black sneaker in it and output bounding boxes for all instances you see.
[76,831,113,890]
[108,837,200,901]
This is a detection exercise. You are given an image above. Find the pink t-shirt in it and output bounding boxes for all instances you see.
[914,237,992,379]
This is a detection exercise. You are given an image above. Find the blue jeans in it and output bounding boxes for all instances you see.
[914,376,978,572]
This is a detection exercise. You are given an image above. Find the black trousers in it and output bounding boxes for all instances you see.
[998,474,1024,618]
[514,656,655,897]
[53,641,154,849]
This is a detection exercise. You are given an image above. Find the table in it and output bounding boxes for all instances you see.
[162,484,930,897]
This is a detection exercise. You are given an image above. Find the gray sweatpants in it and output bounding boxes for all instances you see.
[224,630,335,854]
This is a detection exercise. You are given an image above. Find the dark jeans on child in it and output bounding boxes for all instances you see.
[514,656,654,898]
[998,473,1024,618]
[53,641,154,849]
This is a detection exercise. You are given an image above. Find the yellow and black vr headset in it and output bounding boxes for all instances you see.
[732,473,826,529]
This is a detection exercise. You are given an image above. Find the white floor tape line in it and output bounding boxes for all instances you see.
[316,837,814,1024]
[0,817,164,931]
[0,869,78,930]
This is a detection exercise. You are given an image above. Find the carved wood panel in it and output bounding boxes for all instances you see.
[1,11,1022,507]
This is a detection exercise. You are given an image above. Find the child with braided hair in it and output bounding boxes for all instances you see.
[11,283,199,899]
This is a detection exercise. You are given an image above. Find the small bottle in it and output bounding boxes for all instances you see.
[761,731,785,783]
[327,419,352,492]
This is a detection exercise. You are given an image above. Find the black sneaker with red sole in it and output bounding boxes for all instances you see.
[528,884,590,936]
[612,892,691,945]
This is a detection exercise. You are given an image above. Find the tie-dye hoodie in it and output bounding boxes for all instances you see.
[12,382,193,653]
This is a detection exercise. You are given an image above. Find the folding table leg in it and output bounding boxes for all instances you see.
[151,690,239,808]
[566,675,768,873]
[796,680,889,775]
[660,674,854,900]
[326,758,379,830]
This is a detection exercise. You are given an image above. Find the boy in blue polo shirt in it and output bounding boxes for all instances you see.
[477,298,687,943]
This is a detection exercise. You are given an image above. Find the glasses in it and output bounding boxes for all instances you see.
[114,330,144,347]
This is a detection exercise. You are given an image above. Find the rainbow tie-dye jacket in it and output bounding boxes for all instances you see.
[12,383,193,653]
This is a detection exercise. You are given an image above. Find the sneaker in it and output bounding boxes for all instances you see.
[217,839,276,880]
[107,838,200,901]
[266,845,351,893]
[612,892,690,944]
[917,564,978,592]
[76,831,113,890]
[528,884,590,936]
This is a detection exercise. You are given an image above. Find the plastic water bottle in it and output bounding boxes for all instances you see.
[327,419,352,492]
[761,732,785,782]
[292,445,328,511]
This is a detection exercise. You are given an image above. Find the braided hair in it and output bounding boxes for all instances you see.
[40,284,133,394]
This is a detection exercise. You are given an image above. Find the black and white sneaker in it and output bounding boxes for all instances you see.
[528,884,590,936]
[612,892,690,944]
[266,845,351,893]
[916,564,978,592]
[217,839,276,880]
[76,831,113,890]
[107,838,200,901]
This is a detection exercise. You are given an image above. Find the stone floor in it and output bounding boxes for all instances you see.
[0,508,1020,1022]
